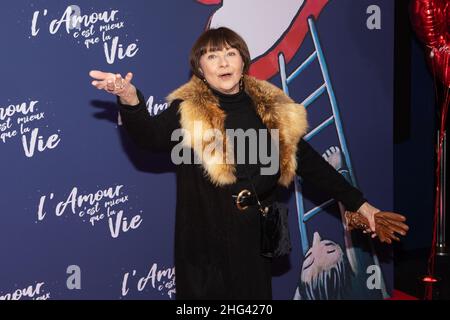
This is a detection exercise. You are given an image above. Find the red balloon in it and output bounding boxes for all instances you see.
[430,40,450,88]
[446,2,450,34]
[410,0,446,47]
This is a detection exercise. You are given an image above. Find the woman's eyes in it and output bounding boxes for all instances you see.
[206,51,237,60]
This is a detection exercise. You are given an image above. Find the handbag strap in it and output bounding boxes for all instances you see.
[243,166,269,216]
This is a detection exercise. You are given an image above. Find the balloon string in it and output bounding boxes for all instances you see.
[431,48,440,107]
[426,84,449,300]
[427,48,438,282]
[425,46,449,299]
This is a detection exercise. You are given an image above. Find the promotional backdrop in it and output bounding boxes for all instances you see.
[0,0,394,300]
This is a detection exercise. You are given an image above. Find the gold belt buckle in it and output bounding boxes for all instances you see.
[236,189,252,211]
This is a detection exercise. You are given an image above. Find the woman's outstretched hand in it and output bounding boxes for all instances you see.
[89,70,139,106]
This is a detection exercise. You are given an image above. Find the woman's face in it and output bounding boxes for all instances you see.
[199,46,244,95]
[301,232,343,283]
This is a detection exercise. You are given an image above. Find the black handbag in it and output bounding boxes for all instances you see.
[244,168,292,258]
[259,202,292,258]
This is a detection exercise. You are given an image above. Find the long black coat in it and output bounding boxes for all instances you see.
[119,76,365,299]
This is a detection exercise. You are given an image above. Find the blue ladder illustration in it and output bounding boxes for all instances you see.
[278,17,388,298]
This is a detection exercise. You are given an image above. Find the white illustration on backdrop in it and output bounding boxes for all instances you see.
[30,5,139,64]
[206,0,305,60]
[121,263,175,299]
[0,99,61,158]
[36,184,144,239]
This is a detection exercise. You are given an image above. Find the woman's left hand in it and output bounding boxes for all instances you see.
[357,202,378,233]
[357,202,409,243]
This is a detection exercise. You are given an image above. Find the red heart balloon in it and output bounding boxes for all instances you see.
[446,1,450,34]
[430,40,450,88]
[410,0,446,47]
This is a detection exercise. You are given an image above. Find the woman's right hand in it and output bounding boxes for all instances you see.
[89,70,139,106]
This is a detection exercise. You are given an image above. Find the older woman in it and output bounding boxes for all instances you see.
[90,27,408,300]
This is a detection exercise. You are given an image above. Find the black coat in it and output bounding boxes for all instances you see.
[119,76,365,299]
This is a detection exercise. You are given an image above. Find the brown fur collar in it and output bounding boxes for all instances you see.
[166,75,308,188]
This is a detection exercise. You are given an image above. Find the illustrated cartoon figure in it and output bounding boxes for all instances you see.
[322,146,386,299]
[294,232,353,300]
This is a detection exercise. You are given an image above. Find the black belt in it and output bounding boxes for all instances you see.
[232,186,275,211]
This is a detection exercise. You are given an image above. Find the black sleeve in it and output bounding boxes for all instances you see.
[118,89,182,152]
[295,139,366,211]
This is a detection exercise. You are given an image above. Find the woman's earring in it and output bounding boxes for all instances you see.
[199,69,206,83]
[239,75,244,90]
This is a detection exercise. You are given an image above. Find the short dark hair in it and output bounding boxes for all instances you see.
[189,27,251,79]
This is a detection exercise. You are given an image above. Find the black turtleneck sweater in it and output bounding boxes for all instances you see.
[209,87,280,198]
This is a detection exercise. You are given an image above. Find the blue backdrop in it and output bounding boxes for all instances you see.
[1,0,394,300]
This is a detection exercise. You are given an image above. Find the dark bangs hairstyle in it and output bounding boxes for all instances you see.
[189,27,251,79]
